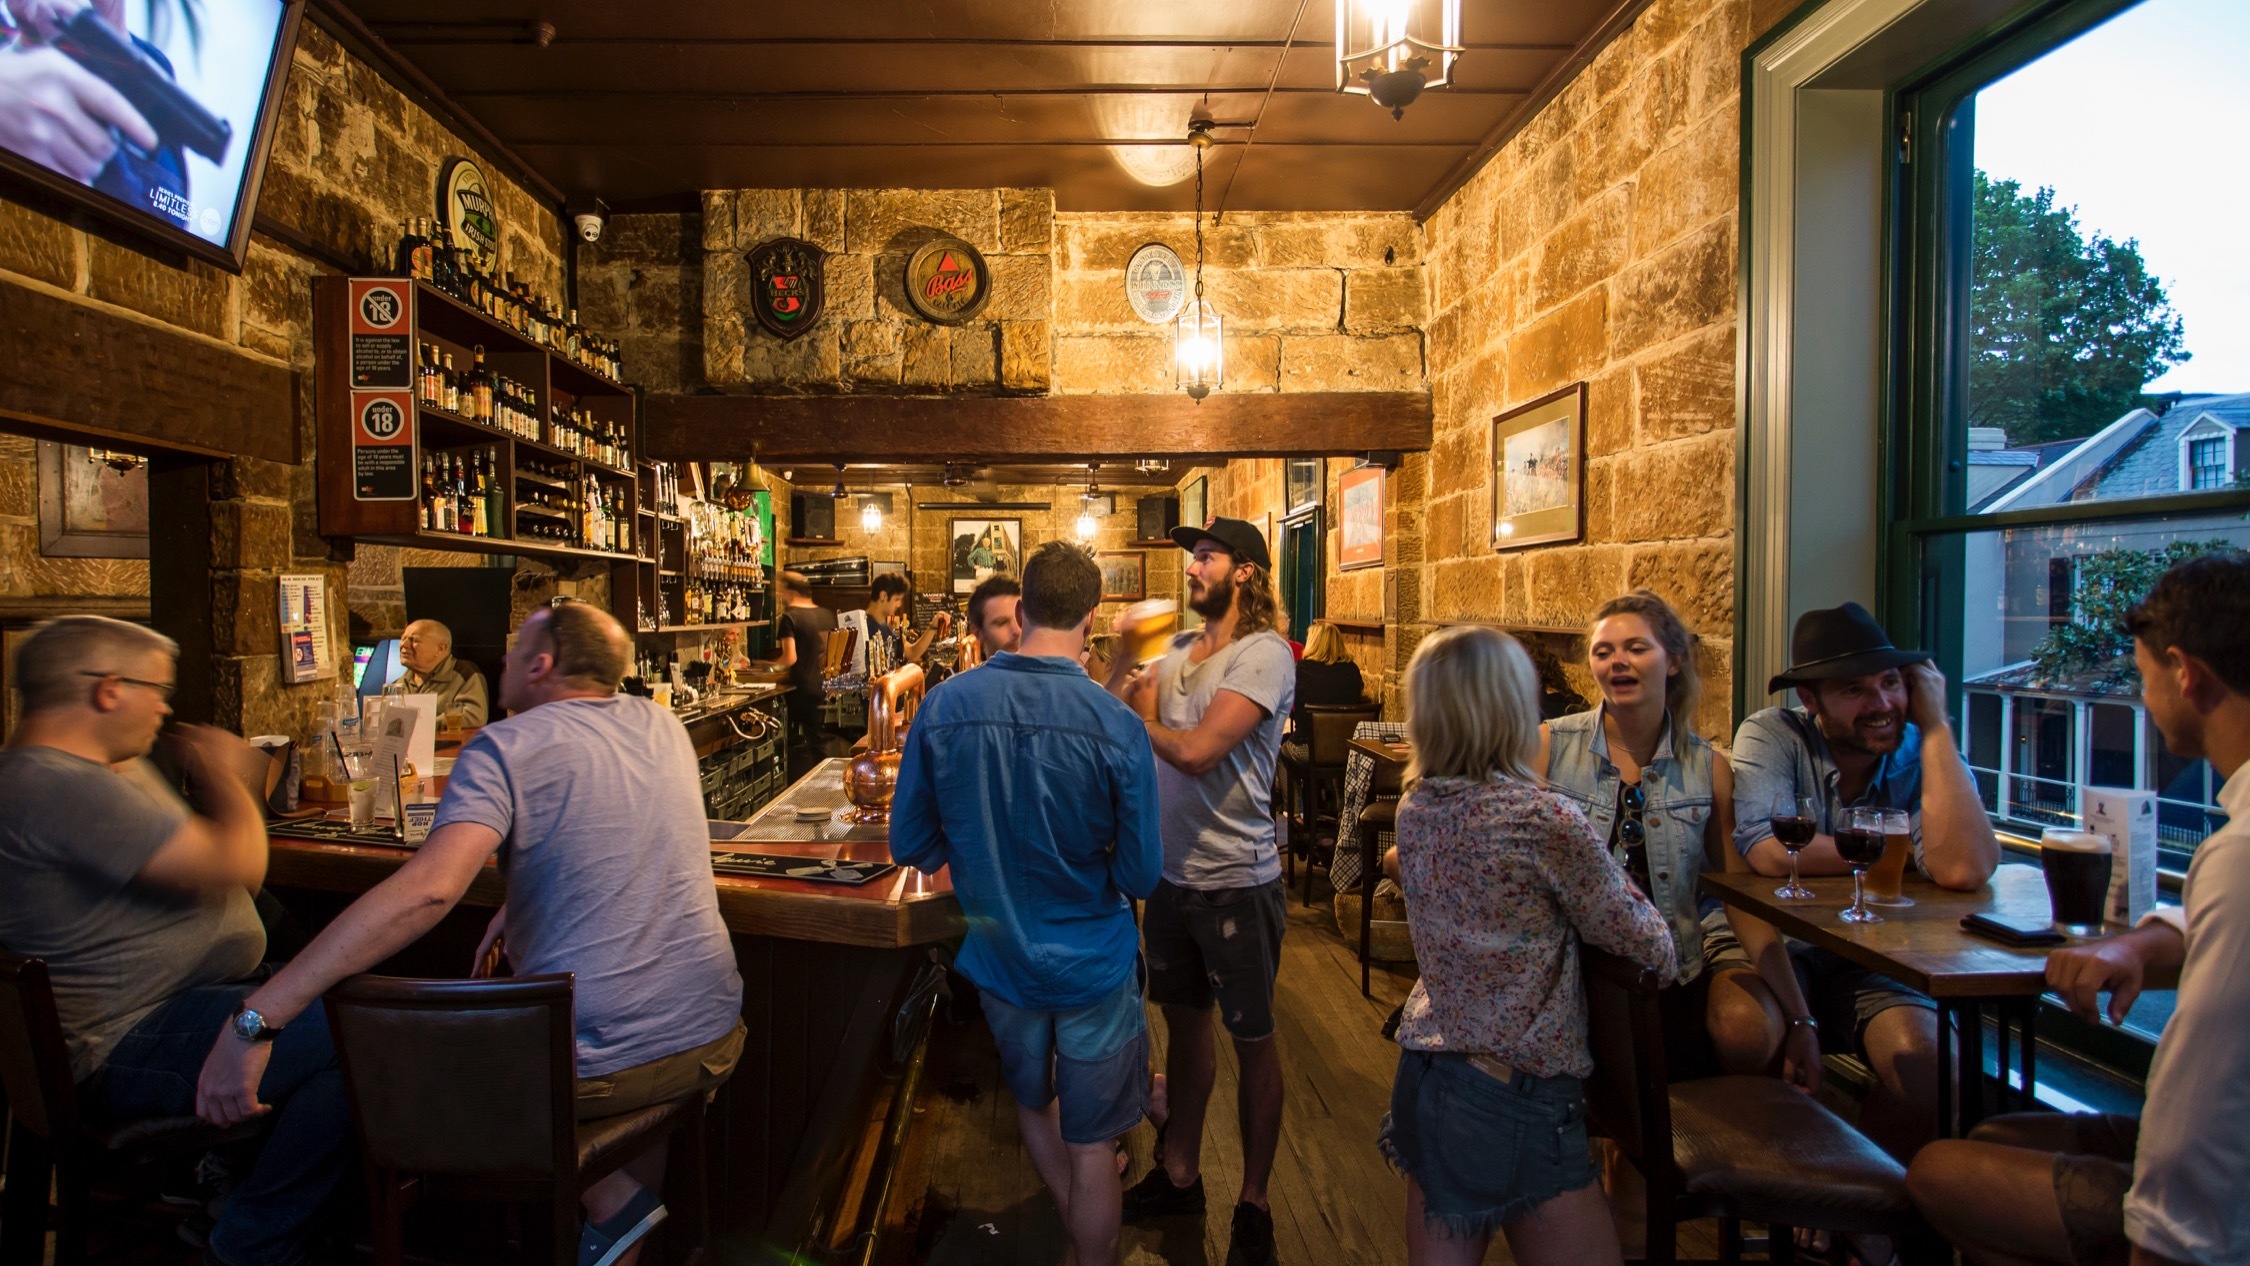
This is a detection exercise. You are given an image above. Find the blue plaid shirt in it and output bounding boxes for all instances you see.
[1731,705,1950,872]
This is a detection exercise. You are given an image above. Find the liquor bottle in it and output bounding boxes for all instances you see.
[396,219,432,281]
[452,456,471,536]
[564,309,583,359]
[484,449,504,537]
[419,454,435,530]
[442,354,460,413]
[469,347,494,424]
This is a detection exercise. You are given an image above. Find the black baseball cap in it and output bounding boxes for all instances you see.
[1169,516,1272,570]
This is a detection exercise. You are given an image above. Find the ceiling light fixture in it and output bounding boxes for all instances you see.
[1076,464,1102,541]
[1174,120,1223,403]
[1336,0,1462,120]
[860,495,884,534]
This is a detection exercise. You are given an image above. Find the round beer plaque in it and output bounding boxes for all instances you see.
[1125,242,1188,324]
[903,238,992,324]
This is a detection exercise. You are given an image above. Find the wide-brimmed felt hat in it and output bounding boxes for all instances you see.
[1169,516,1272,571]
[1767,602,1931,693]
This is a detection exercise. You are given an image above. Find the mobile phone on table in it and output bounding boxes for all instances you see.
[1960,912,2066,947]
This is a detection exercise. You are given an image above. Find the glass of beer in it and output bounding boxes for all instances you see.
[1865,807,1916,906]
[1769,792,1819,900]
[1115,599,1179,665]
[1834,806,1887,925]
[2040,828,2113,936]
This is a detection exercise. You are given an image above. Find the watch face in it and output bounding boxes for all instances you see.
[233,1008,265,1040]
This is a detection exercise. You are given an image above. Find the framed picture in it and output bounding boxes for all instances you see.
[1096,551,1146,602]
[1181,476,1207,531]
[947,517,1023,594]
[872,559,907,579]
[1284,458,1322,515]
[38,442,149,559]
[1491,384,1587,551]
[1338,465,1385,570]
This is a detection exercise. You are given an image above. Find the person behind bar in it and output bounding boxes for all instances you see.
[768,570,838,777]
[386,618,489,727]
[1104,516,1294,1266]
[0,615,350,1266]
[1722,603,2000,1161]
[196,599,744,1266]
[864,573,949,672]
[893,542,1161,1266]
[960,575,1023,668]
[1383,625,1675,1266]
[1907,551,2250,1266]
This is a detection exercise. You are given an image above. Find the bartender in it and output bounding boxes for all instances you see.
[386,618,489,727]
[865,575,949,674]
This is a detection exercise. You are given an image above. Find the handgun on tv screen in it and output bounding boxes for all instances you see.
[56,7,232,162]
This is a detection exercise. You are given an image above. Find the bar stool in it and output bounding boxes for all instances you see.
[1352,753,1405,996]
[1282,702,1380,902]
[323,973,711,1266]
[0,953,258,1266]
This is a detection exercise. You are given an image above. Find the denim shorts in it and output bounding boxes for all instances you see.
[978,969,1150,1145]
[1379,1049,1599,1238]
[1143,878,1287,1039]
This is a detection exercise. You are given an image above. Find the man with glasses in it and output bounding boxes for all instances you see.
[387,618,489,727]
[0,615,351,1266]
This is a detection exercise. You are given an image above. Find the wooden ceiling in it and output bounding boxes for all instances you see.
[333,0,1646,216]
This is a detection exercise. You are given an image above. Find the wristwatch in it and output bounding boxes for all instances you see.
[1787,1015,1819,1033]
[230,1004,283,1043]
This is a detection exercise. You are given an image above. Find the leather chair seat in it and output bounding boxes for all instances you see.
[1670,1076,1911,1214]
[1358,797,1397,831]
[575,1098,695,1173]
[84,1114,251,1156]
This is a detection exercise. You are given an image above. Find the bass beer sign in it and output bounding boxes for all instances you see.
[746,237,826,341]
[348,277,417,502]
[903,237,991,324]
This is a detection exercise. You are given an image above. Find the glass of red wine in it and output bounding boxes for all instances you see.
[1770,792,1818,900]
[1835,805,1887,924]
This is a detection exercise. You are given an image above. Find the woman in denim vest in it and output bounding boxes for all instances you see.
[1538,592,1814,1084]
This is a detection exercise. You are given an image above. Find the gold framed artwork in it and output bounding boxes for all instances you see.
[1338,465,1384,570]
[1096,551,1146,602]
[38,442,149,559]
[1491,384,1586,551]
[1181,475,1207,530]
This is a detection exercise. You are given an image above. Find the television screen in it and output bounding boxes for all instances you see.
[0,0,303,270]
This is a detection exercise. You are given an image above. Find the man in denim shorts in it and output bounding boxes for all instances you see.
[894,542,1162,1266]
[1106,518,1295,1266]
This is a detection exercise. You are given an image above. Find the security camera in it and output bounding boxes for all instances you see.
[566,195,608,245]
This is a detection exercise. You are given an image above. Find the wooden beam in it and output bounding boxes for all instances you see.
[0,277,298,464]
[642,392,1432,463]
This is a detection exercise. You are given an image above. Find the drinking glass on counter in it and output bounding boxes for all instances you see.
[1835,806,1886,925]
[1865,807,1916,906]
[2041,829,2114,936]
[340,743,378,829]
[1769,792,1818,900]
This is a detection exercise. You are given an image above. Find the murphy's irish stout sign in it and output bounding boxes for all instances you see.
[903,237,991,324]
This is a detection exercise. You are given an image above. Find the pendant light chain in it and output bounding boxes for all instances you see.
[1193,141,1206,307]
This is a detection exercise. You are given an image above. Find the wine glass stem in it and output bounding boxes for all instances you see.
[1789,851,1802,891]
[1851,871,1866,916]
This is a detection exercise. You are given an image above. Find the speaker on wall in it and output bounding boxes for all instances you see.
[791,492,836,540]
[1137,496,1179,541]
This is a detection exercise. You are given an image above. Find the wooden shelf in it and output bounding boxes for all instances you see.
[1128,539,1178,548]
[367,531,642,567]
[650,621,759,634]
[1325,618,1386,632]
[513,467,568,490]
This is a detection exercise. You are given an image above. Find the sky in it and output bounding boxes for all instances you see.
[1974,0,2250,395]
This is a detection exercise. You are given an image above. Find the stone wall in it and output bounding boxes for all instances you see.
[0,435,150,604]
[0,18,566,739]
[1053,212,1425,395]
[576,212,706,394]
[1414,0,1750,739]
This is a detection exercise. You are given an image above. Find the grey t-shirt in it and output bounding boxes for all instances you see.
[434,694,743,1078]
[0,749,265,1080]
[1153,629,1296,889]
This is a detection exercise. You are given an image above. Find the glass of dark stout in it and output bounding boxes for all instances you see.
[1769,792,1819,900]
[1835,806,1887,924]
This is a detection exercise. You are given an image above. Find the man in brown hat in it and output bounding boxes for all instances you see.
[1708,601,1998,1161]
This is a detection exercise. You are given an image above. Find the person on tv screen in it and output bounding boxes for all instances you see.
[0,0,188,223]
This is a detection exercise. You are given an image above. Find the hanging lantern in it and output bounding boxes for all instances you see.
[1336,0,1462,120]
[1075,506,1099,541]
[860,496,883,534]
[1174,121,1223,403]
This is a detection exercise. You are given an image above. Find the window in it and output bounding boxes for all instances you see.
[2186,435,2229,489]
[1890,0,2247,868]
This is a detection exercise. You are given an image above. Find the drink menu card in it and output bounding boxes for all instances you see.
[277,574,337,683]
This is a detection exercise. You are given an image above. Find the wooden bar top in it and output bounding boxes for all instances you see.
[1701,863,2064,1000]
[265,760,961,951]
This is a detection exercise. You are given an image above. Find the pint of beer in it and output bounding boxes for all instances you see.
[2040,829,2113,936]
[1865,808,1915,905]
[1116,599,1179,665]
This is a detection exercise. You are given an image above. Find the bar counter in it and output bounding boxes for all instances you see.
[262,753,959,1264]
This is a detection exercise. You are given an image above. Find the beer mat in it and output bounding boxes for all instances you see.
[708,851,898,885]
[708,820,752,841]
[268,817,414,847]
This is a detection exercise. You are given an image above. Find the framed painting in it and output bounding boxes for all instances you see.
[1096,551,1146,602]
[947,517,1023,594]
[38,442,149,559]
[1181,476,1207,531]
[1338,465,1384,570]
[1491,384,1586,551]
[1284,457,1322,516]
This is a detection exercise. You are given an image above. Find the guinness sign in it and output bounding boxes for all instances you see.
[903,238,991,324]
[747,237,827,341]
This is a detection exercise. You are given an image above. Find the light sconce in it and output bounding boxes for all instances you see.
[860,496,884,534]
[1336,0,1462,120]
[87,448,146,474]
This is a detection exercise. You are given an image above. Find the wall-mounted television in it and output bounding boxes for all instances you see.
[0,0,305,272]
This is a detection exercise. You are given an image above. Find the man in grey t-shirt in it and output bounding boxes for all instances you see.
[199,601,743,1266]
[1106,517,1294,1266]
[2,615,348,1266]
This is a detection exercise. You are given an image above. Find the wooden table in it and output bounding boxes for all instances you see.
[1344,737,1411,994]
[1702,863,2064,1134]
[1348,737,1411,767]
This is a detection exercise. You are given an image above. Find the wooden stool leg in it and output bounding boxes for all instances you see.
[1359,826,1377,997]
[51,1151,88,1266]
[366,1168,410,1266]
[549,1190,579,1266]
[1,1122,51,1266]
[677,1110,709,1266]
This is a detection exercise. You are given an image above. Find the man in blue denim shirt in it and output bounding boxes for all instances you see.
[1717,603,1998,1160]
[893,541,1161,1266]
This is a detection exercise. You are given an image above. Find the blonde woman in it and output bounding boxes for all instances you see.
[1292,620,1366,725]
[1380,626,1676,1266]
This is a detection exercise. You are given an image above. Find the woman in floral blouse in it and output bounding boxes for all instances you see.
[1380,625,1677,1266]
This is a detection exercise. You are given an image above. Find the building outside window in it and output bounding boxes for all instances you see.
[2185,434,2231,489]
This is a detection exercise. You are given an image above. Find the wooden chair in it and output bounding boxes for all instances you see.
[1281,702,1380,903]
[1578,946,1938,1265]
[1352,754,1406,996]
[323,973,710,1266]
[0,953,256,1266]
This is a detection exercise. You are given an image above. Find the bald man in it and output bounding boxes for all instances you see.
[391,619,490,727]
[198,601,743,1266]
